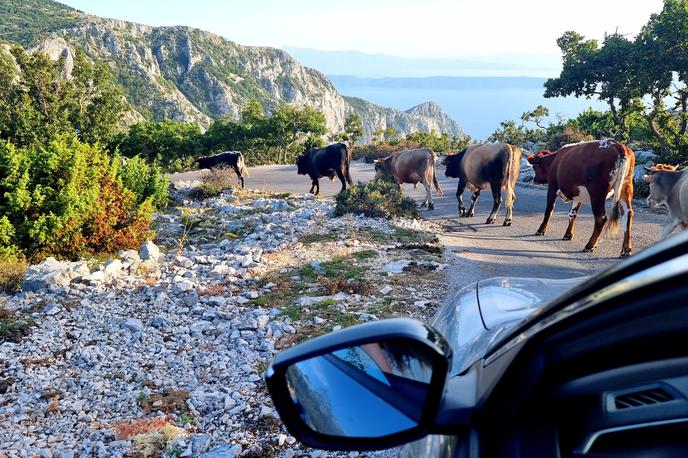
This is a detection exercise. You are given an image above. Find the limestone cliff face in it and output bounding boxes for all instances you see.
[4,0,463,140]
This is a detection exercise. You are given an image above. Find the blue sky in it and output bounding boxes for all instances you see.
[59,0,663,58]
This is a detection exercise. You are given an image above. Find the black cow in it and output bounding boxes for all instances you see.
[443,143,522,226]
[197,151,249,189]
[296,143,353,195]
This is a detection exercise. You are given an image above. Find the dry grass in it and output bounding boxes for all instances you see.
[0,256,27,294]
[139,388,190,414]
[133,425,187,458]
[197,284,226,296]
[318,276,374,296]
[197,167,235,198]
[98,417,171,440]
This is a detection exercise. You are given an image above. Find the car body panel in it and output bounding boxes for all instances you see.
[430,277,585,376]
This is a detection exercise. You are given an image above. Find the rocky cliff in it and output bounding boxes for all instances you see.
[1,0,463,140]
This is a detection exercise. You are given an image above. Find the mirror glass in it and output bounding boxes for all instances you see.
[284,339,435,438]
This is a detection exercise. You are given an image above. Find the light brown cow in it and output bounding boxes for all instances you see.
[526,139,635,257]
[374,147,443,209]
[643,164,688,239]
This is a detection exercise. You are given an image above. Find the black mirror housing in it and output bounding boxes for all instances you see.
[265,318,452,451]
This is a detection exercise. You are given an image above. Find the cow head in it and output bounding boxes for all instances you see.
[373,158,391,179]
[296,154,309,175]
[643,164,680,207]
[442,150,464,178]
[526,151,553,184]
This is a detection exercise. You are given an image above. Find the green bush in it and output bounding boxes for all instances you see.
[0,135,163,260]
[335,178,419,219]
[116,155,169,208]
[111,120,202,172]
[545,126,593,150]
[351,144,401,163]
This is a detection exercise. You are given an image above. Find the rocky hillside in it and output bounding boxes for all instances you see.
[0,0,463,141]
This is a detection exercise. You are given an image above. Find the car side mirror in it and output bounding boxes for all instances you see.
[265,318,451,451]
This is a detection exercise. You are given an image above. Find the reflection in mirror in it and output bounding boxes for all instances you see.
[285,339,434,438]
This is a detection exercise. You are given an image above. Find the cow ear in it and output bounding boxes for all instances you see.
[526,155,538,164]
[643,174,653,182]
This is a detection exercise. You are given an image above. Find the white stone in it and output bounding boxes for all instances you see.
[139,240,161,262]
[379,285,393,295]
[122,318,144,333]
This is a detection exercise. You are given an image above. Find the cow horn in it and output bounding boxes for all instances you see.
[643,166,653,173]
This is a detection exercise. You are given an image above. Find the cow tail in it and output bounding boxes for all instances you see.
[605,147,631,236]
[430,150,443,196]
[344,145,353,186]
[238,152,250,177]
[504,144,520,208]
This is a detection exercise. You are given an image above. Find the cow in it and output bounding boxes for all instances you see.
[526,139,635,257]
[197,151,249,189]
[374,147,443,209]
[643,164,688,240]
[296,143,353,195]
[442,143,522,226]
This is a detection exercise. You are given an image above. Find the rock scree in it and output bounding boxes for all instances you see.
[0,186,446,457]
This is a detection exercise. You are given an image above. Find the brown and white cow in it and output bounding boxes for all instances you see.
[526,139,635,257]
[374,147,443,209]
[443,143,522,225]
[643,164,688,240]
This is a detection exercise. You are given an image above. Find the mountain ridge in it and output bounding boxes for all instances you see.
[0,0,464,141]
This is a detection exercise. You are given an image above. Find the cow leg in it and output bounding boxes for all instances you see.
[314,178,320,196]
[420,177,434,210]
[563,202,582,240]
[485,181,502,224]
[620,189,634,257]
[456,180,468,216]
[466,190,481,217]
[503,183,516,226]
[536,186,558,236]
[584,197,607,252]
[232,165,244,189]
[335,168,347,193]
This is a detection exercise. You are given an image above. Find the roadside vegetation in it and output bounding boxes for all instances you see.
[0,44,168,271]
[488,0,688,167]
[335,178,420,219]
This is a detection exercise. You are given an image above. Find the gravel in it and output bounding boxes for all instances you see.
[0,188,442,457]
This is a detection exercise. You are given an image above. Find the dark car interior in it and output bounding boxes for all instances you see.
[475,271,688,457]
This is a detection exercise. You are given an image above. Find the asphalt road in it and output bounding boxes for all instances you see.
[171,162,669,289]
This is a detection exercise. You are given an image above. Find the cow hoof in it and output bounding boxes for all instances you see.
[486,218,496,224]
[467,212,475,218]
[583,245,596,253]
[428,204,434,210]
[503,220,512,227]
[563,234,573,241]
[620,249,632,258]
[535,230,545,236]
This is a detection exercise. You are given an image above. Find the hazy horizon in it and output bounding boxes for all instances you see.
[58,0,662,61]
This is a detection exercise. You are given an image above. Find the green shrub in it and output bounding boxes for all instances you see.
[545,126,592,151]
[116,155,169,208]
[111,120,202,171]
[335,178,419,219]
[351,144,401,163]
[0,135,162,260]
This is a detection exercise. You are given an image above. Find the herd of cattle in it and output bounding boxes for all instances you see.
[197,139,687,258]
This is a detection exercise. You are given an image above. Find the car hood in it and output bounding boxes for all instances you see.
[431,277,586,375]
